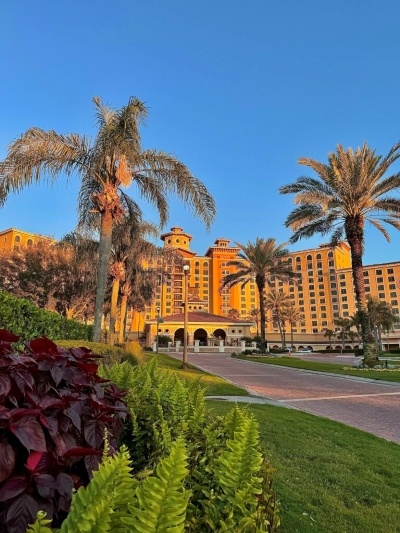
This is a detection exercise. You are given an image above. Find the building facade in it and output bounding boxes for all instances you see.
[137,227,400,349]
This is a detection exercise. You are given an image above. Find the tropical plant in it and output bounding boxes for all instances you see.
[280,141,400,366]
[0,96,216,342]
[366,296,399,351]
[282,303,304,348]
[108,217,158,344]
[323,328,335,347]
[265,290,292,348]
[247,308,261,336]
[220,238,300,352]
[227,308,240,318]
[0,330,127,533]
[333,317,352,352]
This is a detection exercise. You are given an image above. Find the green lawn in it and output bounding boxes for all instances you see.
[149,351,400,531]
[208,400,400,533]
[233,354,400,382]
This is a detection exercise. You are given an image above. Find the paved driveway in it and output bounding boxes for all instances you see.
[173,352,400,444]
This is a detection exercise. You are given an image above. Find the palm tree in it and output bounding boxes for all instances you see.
[0,96,216,341]
[265,291,292,348]
[334,317,352,352]
[220,238,299,352]
[248,308,261,336]
[280,142,400,365]
[283,304,304,348]
[365,296,399,352]
[323,328,335,348]
[108,218,158,344]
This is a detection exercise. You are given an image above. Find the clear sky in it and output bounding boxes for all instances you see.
[1,0,400,264]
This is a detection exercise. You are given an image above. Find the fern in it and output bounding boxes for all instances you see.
[123,437,191,532]
[26,511,53,533]
[60,446,135,533]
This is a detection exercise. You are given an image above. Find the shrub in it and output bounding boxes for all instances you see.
[56,340,137,366]
[100,361,280,531]
[156,334,172,346]
[0,291,92,341]
[0,329,128,533]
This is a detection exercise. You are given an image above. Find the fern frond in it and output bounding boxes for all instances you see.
[60,446,135,533]
[124,438,190,532]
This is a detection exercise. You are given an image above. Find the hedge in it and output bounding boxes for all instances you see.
[0,290,92,340]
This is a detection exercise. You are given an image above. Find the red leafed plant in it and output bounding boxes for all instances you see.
[0,329,128,533]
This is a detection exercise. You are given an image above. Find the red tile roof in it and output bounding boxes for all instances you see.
[160,311,253,324]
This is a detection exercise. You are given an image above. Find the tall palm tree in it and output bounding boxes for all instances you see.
[265,290,292,348]
[221,239,299,352]
[108,218,158,344]
[365,296,399,352]
[0,96,216,341]
[334,317,352,352]
[323,328,335,348]
[283,303,304,348]
[248,308,261,336]
[280,142,400,365]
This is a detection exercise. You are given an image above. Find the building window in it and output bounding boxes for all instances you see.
[377,277,383,283]
[377,285,384,291]
[387,268,394,274]
[392,300,398,306]
[379,293,385,299]
[376,270,382,275]
[341,289,347,294]
[14,235,21,243]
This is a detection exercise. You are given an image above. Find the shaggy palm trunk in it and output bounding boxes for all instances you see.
[346,222,378,366]
[109,279,120,345]
[118,293,128,344]
[93,210,113,342]
[257,279,267,352]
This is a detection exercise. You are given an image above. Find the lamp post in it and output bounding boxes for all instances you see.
[182,264,190,369]
[156,306,160,354]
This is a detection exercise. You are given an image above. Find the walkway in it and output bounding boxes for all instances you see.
[171,352,400,444]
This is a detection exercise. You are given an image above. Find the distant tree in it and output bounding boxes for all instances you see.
[248,308,261,336]
[283,304,304,348]
[228,308,240,319]
[221,238,299,352]
[334,317,352,352]
[280,141,400,366]
[265,290,292,348]
[323,328,335,347]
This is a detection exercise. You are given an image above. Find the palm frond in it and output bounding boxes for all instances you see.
[1,128,92,192]
[139,149,216,228]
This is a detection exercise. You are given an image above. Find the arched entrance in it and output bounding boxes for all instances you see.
[194,328,207,346]
[174,328,187,344]
[213,328,226,342]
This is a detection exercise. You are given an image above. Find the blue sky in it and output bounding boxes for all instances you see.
[1,0,400,264]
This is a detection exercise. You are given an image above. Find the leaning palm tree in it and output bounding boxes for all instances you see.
[0,96,216,341]
[221,238,299,352]
[265,290,292,348]
[280,141,400,365]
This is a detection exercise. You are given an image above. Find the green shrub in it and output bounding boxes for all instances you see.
[100,360,280,531]
[0,290,92,341]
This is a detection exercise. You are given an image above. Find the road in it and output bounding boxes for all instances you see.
[173,352,400,444]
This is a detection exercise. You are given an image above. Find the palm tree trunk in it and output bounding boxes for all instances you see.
[346,225,378,365]
[290,323,294,348]
[93,210,113,342]
[258,282,267,352]
[119,293,128,344]
[109,278,120,345]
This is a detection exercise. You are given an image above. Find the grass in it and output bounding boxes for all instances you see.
[208,400,400,533]
[233,354,400,382]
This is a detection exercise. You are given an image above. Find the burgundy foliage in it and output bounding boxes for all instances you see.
[0,329,128,533]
